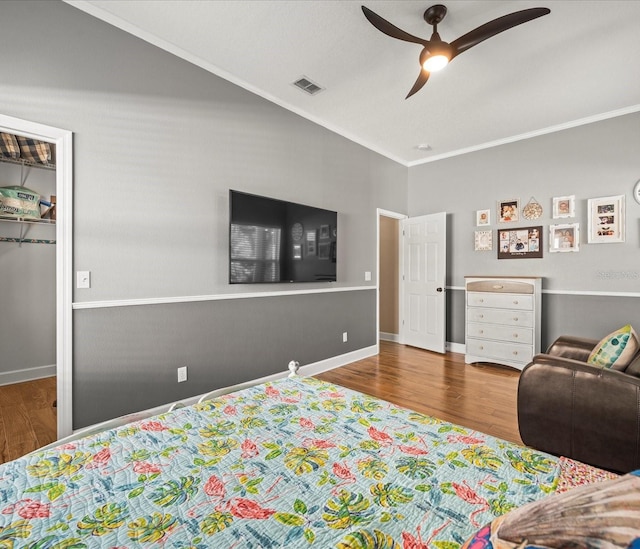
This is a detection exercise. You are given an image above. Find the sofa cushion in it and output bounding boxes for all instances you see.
[461,470,640,548]
[587,324,639,370]
[626,355,640,378]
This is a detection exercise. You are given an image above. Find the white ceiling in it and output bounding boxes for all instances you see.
[66,0,640,166]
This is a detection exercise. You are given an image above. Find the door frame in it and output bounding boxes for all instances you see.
[376,209,406,345]
[0,114,73,438]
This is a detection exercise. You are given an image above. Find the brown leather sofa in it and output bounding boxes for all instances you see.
[518,335,640,473]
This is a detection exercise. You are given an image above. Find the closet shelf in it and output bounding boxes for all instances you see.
[0,215,55,225]
[0,156,56,171]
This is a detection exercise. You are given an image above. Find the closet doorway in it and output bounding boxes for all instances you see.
[0,114,72,441]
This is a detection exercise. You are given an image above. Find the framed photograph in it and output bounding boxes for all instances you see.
[474,230,492,251]
[549,223,580,252]
[552,195,575,218]
[587,195,625,243]
[319,225,330,239]
[498,199,519,223]
[497,226,543,259]
[476,209,490,226]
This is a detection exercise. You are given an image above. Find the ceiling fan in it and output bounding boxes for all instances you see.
[362,4,550,98]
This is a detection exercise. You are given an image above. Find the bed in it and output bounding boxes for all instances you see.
[0,375,626,547]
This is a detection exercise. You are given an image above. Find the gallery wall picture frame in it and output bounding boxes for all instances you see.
[552,195,575,218]
[497,226,543,259]
[587,195,625,243]
[498,198,519,223]
[474,230,492,251]
[549,223,580,252]
[476,209,491,226]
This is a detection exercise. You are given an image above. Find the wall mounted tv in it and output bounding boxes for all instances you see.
[229,190,337,284]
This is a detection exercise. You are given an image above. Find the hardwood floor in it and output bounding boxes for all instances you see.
[0,376,56,464]
[316,341,522,445]
[0,342,522,465]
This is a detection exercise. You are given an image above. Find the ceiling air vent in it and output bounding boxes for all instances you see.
[293,76,324,95]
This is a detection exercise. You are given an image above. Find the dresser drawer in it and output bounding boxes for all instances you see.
[466,338,534,364]
[466,307,533,327]
[467,322,533,345]
[467,292,533,311]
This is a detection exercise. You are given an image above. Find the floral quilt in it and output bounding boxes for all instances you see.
[0,377,614,548]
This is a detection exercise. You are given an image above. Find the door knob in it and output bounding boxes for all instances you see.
[436,287,444,292]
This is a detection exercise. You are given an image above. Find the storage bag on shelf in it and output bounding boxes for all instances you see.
[0,133,20,160]
[15,136,51,164]
[0,186,41,219]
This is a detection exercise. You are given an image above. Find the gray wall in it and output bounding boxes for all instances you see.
[74,290,375,428]
[1,1,407,427]
[409,113,640,347]
[0,163,56,378]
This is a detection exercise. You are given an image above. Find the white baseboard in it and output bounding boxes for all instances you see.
[379,332,399,342]
[446,342,466,354]
[0,364,56,387]
[299,345,379,377]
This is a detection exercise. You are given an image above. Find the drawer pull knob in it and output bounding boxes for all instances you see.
[513,334,518,338]
[479,330,484,334]
[478,314,484,319]
[479,299,484,303]
[513,300,519,305]
[479,346,484,350]
[513,351,518,355]
[492,284,504,289]
[513,317,519,321]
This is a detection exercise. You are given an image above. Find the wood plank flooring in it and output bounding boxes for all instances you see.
[0,376,57,464]
[316,341,522,445]
[0,342,522,465]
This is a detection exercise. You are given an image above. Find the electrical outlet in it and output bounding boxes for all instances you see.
[365,271,371,281]
[343,332,348,343]
[177,366,187,383]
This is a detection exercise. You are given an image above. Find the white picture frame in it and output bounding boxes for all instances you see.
[552,195,575,218]
[587,195,625,243]
[474,230,492,251]
[476,209,490,226]
[549,223,580,252]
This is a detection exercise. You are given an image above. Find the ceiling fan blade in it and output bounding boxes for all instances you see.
[362,5,428,46]
[450,7,550,58]
[406,69,430,99]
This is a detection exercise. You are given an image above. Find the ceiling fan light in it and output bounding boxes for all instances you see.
[422,54,449,72]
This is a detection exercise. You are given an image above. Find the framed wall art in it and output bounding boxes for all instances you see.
[498,199,519,223]
[549,223,579,252]
[497,226,543,259]
[476,209,490,226]
[474,230,492,251]
[587,195,625,243]
[552,195,575,218]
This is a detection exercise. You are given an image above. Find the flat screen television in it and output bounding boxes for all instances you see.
[229,190,337,284]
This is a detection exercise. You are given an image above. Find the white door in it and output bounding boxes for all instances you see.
[400,212,447,353]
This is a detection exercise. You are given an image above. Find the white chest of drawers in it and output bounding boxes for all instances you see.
[465,276,542,370]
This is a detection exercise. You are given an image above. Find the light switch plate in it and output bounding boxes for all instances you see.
[76,271,90,289]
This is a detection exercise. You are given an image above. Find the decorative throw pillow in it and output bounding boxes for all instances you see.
[0,132,20,159]
[587,324,639,370]
[462,470,640,549]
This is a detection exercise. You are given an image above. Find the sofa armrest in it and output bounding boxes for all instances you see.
[545,335,598,362]
[518,355,640,473]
